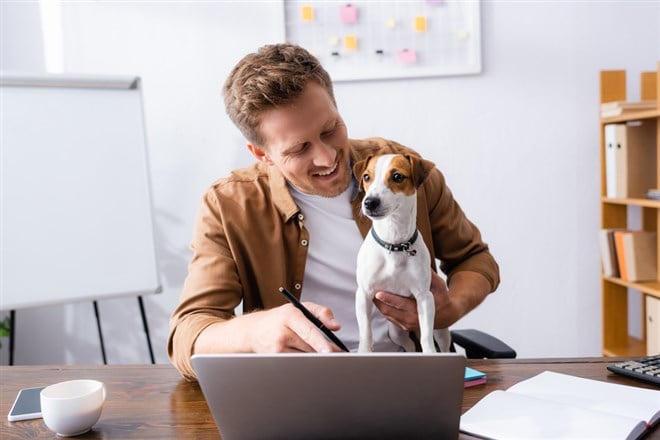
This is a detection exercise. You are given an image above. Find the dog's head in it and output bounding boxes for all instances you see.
[352,154,435,219]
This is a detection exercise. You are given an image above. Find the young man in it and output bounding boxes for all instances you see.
[168,44,499,380]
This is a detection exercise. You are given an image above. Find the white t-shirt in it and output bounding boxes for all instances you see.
[290,181,400,352]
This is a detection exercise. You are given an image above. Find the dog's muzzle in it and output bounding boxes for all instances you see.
[363,196,383,217]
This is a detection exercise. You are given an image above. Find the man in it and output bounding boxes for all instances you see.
[168,43,499,381]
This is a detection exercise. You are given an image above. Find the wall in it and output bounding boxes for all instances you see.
[1,1,659,365]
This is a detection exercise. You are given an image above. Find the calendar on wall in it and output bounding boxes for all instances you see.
[283,0,482,82]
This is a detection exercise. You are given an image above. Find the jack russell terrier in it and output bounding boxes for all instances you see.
[353,153,451,353]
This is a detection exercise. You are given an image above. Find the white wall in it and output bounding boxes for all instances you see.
[1,1,659,365]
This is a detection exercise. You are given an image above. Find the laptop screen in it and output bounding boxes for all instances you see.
[193,352,466,440]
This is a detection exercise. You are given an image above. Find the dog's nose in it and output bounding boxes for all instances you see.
[363,196,380,212]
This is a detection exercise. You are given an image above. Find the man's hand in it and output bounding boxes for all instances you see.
[193,302,343,354]
[373,271,490,331]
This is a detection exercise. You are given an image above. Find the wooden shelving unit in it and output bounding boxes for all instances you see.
[599,63,660,357]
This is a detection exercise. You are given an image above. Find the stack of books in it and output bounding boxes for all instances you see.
[599,229,657,281]
[647,189,660,200]
[600,100,656,118]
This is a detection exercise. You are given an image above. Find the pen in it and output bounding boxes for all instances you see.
[278,287,350,352]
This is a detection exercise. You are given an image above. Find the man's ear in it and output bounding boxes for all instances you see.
[352,155,373,192]
[247,143,273,165]
[407,154,435,188]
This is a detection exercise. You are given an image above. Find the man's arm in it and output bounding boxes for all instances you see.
[193,302,343,354]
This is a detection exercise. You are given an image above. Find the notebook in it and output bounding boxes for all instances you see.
[192,352,466,440]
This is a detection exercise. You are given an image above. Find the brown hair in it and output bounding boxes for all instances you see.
[223,43,336,146]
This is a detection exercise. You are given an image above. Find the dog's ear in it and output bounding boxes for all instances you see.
[353,155,373,192]
[407,154,436,188]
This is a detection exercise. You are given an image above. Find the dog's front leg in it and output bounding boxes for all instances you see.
[355,287,374,352]
[416,290,437,353]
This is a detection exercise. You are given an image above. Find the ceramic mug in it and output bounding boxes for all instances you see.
[40,379,106,437]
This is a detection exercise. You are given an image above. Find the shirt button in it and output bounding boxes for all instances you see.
[301,239,308,246]
[294,283,302,290]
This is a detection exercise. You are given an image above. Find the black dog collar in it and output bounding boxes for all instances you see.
[370,228,418,256]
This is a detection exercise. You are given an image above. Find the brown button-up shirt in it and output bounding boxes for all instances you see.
[168,138,500,380]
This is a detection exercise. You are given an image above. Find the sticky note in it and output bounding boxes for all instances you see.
[301,5,314,22]
[328,36,340,46]
[344,35,358,51]
[414,16,427,32]
[457,30,469,39]
[397,49,417,64]
[340,4,358,24]
[385,18,397,29]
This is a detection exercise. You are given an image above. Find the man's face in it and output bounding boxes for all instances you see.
[248,82,351,197]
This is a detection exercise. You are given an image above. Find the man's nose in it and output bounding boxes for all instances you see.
[311,142,336,167]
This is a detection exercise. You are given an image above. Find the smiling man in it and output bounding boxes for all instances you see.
[168,44,499,381]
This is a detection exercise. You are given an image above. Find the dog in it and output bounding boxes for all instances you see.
[353,153,451,353]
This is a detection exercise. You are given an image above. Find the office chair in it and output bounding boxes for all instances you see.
[450,329,517,359]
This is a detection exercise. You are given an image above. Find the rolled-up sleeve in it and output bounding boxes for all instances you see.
[168,190,243,381]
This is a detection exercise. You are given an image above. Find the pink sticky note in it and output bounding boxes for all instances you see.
[397,49,417,64]
[340,4,358,24]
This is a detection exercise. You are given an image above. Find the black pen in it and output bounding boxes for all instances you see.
[278,287,350,352]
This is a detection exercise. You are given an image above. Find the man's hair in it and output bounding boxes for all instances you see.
[223,43,336,146]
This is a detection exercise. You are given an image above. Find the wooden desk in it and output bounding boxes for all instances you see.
[1,358,658,439]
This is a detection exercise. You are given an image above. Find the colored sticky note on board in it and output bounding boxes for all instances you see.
[397,49,417,64]
[340,4,358,24]
[301,5,314,22]
[414,16,427,32]
[344,35,358,51]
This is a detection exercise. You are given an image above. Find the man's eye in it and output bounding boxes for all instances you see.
[363,174,370,182]
[291,143,309,155]
[392,173,405,183]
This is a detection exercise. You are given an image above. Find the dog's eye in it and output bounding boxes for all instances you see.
[363,173,370,182]
[392,172,405,183]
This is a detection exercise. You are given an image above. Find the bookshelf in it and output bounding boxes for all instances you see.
[599,62,660,357]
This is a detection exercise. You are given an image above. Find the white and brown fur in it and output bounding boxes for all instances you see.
[353,154,450,353]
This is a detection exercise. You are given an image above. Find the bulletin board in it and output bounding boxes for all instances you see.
[284,0,482,82]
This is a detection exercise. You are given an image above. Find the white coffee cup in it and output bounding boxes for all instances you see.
[40,379,106,437]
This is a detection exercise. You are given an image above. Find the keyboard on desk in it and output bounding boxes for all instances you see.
[607,354,660,386]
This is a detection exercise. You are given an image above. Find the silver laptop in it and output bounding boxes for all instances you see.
[192,352,466,440]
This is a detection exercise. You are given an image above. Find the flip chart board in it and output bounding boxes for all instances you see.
[0,74,161,310]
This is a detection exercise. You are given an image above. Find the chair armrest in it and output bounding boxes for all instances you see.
[450,329,517,359]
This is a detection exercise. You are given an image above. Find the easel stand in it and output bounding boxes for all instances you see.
[8,296,155,365]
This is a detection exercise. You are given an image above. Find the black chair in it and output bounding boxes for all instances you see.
[450,329,517,359]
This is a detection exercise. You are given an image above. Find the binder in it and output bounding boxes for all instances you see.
[614,121,657,198]
[613,230,658,282]
[613,231,629,280]
[599,228,623,277]
[623,231,657,282]
[604,124,619,198]
[647,296,660,355]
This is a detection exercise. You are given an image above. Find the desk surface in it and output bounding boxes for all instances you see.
[1,357,658,439]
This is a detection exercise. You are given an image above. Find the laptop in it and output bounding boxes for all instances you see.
[192,352,466,440]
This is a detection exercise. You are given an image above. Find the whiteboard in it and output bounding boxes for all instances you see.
[284,0,481,82]
[0,74,161,311]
